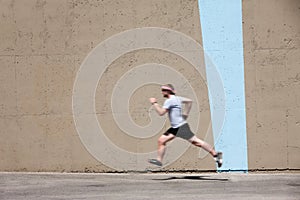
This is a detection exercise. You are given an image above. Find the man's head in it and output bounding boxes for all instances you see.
[161,84,176,98]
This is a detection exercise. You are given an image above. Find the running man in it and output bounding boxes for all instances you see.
[148,84,223,168]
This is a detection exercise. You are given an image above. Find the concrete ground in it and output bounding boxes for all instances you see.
[0,172,299,200]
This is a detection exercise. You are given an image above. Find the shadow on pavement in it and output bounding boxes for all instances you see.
[152,175,229,182]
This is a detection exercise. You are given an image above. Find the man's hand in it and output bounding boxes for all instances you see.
[149,97,157,104]
[182,114,188,120]
[149,97,167,116]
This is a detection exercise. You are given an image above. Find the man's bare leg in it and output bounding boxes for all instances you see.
[157,134,175,162]
[189,136,223,167]
[148,134,175,166]
[189,136,216,155]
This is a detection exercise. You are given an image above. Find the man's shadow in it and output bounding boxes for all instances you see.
[152,175,229,182]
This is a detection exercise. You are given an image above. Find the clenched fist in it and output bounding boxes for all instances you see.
[149,97,157,104]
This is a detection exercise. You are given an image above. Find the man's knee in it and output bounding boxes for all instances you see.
[158,137,166,146]
[190,138,203,146]
[158,135,174,146]
[191,140,201,146]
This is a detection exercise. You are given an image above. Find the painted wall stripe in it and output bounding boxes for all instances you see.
[198,0,248,171]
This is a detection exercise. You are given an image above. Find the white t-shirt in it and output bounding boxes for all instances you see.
[163,95,186,128]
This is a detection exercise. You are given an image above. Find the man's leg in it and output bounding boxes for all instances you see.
[189,136,216,156]
[157,134,176,162]
[189,136,223,167]
[148,133,175,166]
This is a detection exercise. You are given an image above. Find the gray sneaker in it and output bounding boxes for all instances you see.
[148,159,162,167]
[214,152,223,168]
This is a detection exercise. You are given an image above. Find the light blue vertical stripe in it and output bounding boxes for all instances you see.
[198,0,248,171]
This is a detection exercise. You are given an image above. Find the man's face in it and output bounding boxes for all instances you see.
[161,89,170,98]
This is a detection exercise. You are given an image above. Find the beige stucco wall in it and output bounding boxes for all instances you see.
[0,0,212,172]
[243,0,300,170]
[0,0,299,172]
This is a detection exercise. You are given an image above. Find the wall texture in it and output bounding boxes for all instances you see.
[243,0,300,170]
[0,0,299,172]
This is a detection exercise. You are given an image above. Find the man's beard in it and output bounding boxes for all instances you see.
[163,94,169,98]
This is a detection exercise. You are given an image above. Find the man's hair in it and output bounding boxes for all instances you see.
[162,84,176,95]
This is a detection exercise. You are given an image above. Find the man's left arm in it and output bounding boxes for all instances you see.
[180,97,193,119]
[149,97,168,116]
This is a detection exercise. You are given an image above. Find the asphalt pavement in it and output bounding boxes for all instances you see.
[1,172,299,200]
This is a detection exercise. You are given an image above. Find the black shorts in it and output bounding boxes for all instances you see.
[164,123,195,140]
